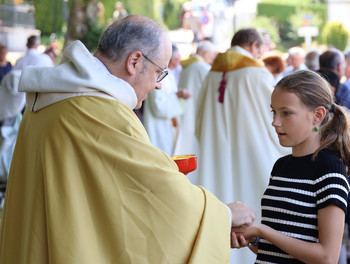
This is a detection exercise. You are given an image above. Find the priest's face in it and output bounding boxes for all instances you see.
[133,34,172,109]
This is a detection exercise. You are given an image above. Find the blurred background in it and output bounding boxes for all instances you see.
[1,0,350,64]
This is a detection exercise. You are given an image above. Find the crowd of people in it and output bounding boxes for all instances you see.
[1,10,350,264]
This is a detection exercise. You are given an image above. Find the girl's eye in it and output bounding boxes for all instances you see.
[270,109,275,114]
[283,111,291,116]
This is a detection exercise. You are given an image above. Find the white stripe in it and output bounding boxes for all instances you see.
[262,217,317,230]
[258,249,294,259]
[317,194,347,207]
[272,173,349,190]
[271,176,314,184]
[262,205,317,219]
[268,185,315,197]
[255,261,278,264]
[281,231,317,242]
[263,195,315,208]
[316,183,349,196]
[315,173,350,189]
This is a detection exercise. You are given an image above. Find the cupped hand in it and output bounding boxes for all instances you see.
[231,231,249,248]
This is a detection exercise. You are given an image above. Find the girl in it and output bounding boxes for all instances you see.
[232,70,350,264]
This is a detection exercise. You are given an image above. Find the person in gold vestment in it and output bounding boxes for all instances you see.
[0,15,255,264]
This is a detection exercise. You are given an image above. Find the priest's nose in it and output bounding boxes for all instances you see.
[155,81,162,90]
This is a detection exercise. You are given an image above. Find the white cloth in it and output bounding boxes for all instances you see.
[143,71,183,155]
[19,41,137,111]
[173,55,211,184]
[0,70,26,120]
[0,114,21,184]
[196,46,290,264]
[172,64,182,86]
[14,48,54,70]
[0,70,25,184]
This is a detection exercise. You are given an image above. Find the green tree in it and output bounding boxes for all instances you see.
[257,0,326,49]
[288,8,323,43]
[162,0,186,30]
[322,21,349,51]
[33,0,63,35]
[64,0,101,50]
[247,16,280,45]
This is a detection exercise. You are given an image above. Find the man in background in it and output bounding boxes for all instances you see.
[319,48,350,109]
[173,40,216,184]
[305,48,322,71]
[283,46,307,76]
[14,35,54,69]
[143,44,191,155]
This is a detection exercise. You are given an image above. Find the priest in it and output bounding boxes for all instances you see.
[0,15,256,264]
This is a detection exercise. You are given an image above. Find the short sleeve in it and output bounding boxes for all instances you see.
[315,157,349,214]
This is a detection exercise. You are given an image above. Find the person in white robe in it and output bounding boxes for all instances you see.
[173,40,217,184]
[14,35,54,69]
[196,28,290,264]
[0,70,25,207]
[143,44,191,155]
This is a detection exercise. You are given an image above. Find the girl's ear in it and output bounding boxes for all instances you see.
[313,106,326,125]
[126,51,142,77]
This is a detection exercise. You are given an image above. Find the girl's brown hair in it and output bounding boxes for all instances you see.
[275,70,350,174]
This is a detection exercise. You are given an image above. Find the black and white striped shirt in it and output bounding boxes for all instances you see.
[255,149,350,264]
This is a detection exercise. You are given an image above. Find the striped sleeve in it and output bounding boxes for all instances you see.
[316,169,350,213]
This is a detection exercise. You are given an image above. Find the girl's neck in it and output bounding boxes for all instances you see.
[292,134,321,157]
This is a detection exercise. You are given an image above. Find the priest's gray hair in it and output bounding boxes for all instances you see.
[97,15,163,62]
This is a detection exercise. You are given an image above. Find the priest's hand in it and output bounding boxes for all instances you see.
[227,201,255,229]
[227,201,256,249]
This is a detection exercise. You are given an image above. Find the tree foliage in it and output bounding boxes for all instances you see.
[33,0,64,35]
[322,21,349,51]
[247,16,280,45]
[257,0,326,49]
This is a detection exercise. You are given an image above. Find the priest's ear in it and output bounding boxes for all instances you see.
[249,41,261,59]
[126,51,143,77]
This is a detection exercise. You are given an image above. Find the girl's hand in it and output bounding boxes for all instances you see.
[231,230,249,248]
[246,223,262,237]
[232,223,261,246]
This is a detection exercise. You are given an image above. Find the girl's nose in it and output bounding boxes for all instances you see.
[272,116,281,127]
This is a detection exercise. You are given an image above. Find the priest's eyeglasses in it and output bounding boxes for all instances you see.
[142,53,168,82]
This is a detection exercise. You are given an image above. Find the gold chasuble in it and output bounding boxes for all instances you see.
[211,50,263,72]
[0,40,230,264]
[180,55,203,68]
[0,97,230,263]
[211,50,264,103]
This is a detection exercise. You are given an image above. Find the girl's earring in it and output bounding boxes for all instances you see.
[313,127,318,132]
